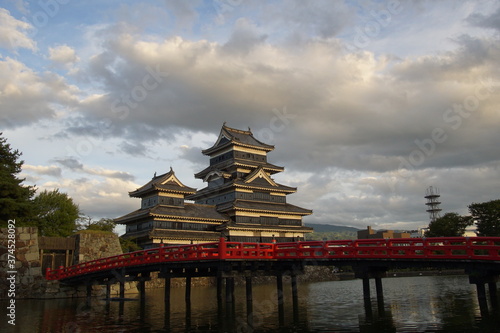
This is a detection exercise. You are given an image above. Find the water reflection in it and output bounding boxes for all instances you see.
[1,275,499,332]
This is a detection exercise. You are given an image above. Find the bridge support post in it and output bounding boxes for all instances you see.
[276,272,285,325]
[468,272,499,316]
[105,282,111,300]
[354,266,387,312]
[362,277,371,302]
[86,281,92,302]
[225,277,235,303]
[276,272,284,305]
[291,274,298,301]
[488,282,498,308]
[245,276,253,308]
[138,280,146,301]
[246,276,253,326]
[291,274,299,321]
[185,276,192,305]
[119,281,125,299]
[375,276,384,303]
[164,276,171,312]
[217,276,223,305]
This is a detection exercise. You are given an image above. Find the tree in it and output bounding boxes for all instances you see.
[33,189,80,236]
[425,212,473,237]
[0,133,36,226]
[76,216,116,233]
[469,199,500,236]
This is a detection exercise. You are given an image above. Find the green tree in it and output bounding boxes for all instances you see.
[0,133,36,226]
[425,212,473,237]
[33,189,80,236]
[469,199,500,236]
[120,237,142,253]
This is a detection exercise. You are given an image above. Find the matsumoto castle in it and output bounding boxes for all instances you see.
[115,124,313,248]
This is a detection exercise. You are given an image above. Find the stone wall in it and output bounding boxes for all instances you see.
[0,228,136,299]
[0,227,44,299]
[73,231,123,264]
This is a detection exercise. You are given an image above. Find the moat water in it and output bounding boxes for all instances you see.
[2,275,500,332]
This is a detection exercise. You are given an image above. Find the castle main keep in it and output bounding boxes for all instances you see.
[115,124,312,248]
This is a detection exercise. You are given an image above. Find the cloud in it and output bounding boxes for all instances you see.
[54,157,135,181]
[53,157,84,170]
[0,57,81,129]
[467,6,500,31]
[51,19,499,182]
[42,177,139,218]
[22,164,62,177]
[48,45,79,68]
[0,8,36,50]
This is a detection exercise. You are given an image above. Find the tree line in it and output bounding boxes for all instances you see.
[425,199,500,237]
[0,133,139,251]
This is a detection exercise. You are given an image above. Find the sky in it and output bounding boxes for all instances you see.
[1,0,499,234]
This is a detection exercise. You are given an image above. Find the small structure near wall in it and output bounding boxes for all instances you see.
[357,226,410,239]
[39,236,75,272]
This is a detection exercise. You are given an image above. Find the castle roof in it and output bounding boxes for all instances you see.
[129,167,196,198]
[217,200,312,216]
[202,123,274,155]
[114,203,230,224]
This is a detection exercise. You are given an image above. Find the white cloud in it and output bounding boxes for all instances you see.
[22,164,62,177]
[48,45,79,68]
[0,57,81,128]
[0,8,36,51]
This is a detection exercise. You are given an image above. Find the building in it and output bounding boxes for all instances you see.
[357,226,410,239]
[115,124,313,248]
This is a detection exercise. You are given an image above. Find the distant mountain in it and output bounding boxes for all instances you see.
[305,223,360,233]
[304,223,360,240]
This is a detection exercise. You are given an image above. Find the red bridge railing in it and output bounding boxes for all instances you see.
[46,237,500,281]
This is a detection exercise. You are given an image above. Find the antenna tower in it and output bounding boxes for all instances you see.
[425,186,442,223]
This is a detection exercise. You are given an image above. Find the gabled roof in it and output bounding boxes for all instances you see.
[244,166,278,187]
[187,178,297,201]
[217,200,313,216]
[129,167,196,198]
[114,203,230,224]
[202,123,274,155]
[194,160,284,179]
[149,229,221,241]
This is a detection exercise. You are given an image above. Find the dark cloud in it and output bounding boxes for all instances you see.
[54,157,84,170]
[467,6,500,31]
[119,141,150,157]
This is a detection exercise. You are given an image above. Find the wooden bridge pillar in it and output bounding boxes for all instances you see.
[105,282,111,299]
[291,274,299,321]
[164,276,171,312]
[276,272,285,325]
[185,276,192,305]
[85,280,92,301]
[225,277,235,303]
[216,276,223,305]
[119,281,125,299]
[245,276,253,309]
[468,272,499,315]
[137,275,149,301]
[488,281,498,308]
[354,266,387,309]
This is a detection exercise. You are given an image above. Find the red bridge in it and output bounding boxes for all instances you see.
[46,237,500,316]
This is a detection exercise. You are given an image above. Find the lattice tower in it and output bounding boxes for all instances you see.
[425,186,442,223]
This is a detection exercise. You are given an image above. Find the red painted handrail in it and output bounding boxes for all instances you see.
[45,237,500,281]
